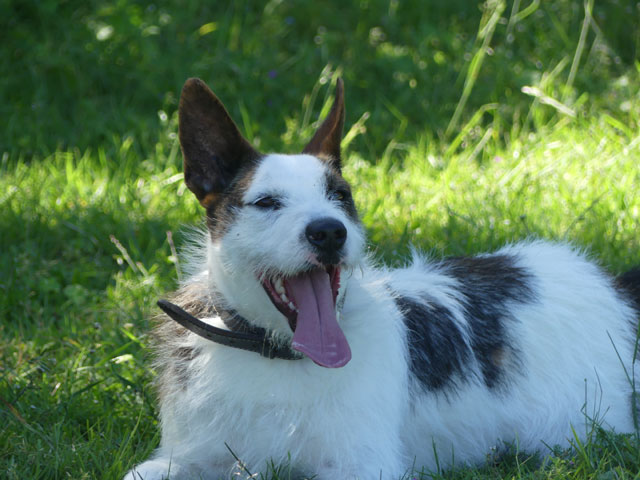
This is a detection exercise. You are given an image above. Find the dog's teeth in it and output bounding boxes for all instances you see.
[288,302,296,311]
[280,293,288,303]
[274,278,285,294]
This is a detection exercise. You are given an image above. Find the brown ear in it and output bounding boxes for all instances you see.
[178,78,260,208]
[302,78,345,170]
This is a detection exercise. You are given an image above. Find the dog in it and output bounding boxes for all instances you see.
[125,78,640,480]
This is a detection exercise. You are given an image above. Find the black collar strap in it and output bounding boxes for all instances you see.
[157,299,303,360]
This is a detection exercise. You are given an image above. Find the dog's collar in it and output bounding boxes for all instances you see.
[157,299,304,360]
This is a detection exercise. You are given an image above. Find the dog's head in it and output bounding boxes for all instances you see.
[178,78,365,367]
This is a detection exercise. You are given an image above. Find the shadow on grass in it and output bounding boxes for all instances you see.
[2,0,636,158]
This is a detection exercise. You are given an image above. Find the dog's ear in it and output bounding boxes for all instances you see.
[302,78,345,171]
[179,78,260,208]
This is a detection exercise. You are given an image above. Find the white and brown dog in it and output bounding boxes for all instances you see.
[125,78,640,479]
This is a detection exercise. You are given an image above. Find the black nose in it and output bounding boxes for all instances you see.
[305,218,347,262]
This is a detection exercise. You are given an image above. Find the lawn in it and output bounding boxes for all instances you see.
[1,0,640,478]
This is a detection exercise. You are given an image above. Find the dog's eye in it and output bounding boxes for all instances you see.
[252,196,281,209]
[330,189,350,202]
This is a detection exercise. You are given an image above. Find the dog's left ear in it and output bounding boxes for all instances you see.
[302,78,345,171]
[179,78,260,208]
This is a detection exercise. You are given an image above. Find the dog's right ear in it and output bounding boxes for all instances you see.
[179,78,260,208]
[302,78,345,171]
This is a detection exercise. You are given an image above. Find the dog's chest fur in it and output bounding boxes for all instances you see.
[125,79,640,480]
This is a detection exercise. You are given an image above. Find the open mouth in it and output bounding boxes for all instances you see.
[261,265,351,368]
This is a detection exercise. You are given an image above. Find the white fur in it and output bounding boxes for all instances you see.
[125,154,638,480]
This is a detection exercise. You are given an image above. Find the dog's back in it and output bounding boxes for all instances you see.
[387,242,639,469]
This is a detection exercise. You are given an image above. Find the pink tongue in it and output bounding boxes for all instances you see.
[287,269,351,368]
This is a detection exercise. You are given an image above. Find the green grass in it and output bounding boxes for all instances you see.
[1,0,640,478]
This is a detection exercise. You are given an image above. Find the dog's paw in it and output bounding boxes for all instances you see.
[123,459,187,480]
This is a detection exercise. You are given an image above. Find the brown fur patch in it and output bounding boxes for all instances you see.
[204,158,262,240]
[200,192,219,208]
[490,347,507,368]
[324,166,359,222]
[152,280,215,401]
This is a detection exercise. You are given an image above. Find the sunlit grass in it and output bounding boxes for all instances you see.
[348,118,640,270]
[1,0,640,478]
